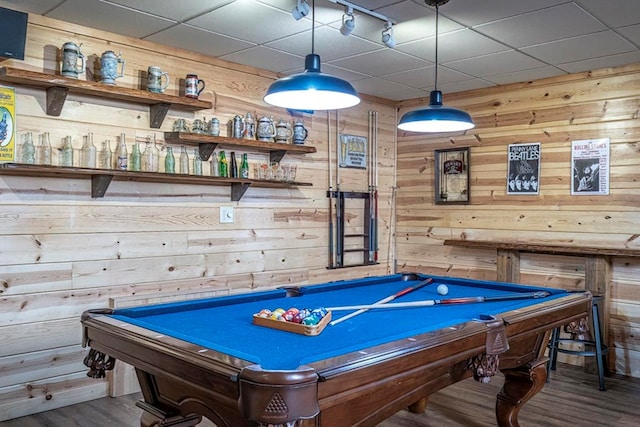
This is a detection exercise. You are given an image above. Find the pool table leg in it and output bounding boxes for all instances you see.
[495,358,548,427]
[407,396,428,413]
[138,406,201,427]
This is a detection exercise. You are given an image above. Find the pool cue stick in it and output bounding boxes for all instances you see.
[373,110,379,262]
[335,110,342,267]
[327,111,334,269]
[329,278,434,326]
[368,110,374,264]
[327,291,552,312]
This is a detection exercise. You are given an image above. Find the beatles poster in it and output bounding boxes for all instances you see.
[339,134,367,169]
[571,138,609,195]
[507,143,540,195]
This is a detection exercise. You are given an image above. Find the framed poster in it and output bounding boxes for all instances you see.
[571,138,609,195]
[507,143,541,195]
[434,147,469,204]
[339,134,367,169]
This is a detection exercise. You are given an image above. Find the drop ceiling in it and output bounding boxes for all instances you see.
[4,0,640,101]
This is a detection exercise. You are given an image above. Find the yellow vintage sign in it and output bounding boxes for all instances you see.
[0,85,16,163]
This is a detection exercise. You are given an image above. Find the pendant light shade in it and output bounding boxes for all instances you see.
[264,54,360,110]
[398,90,474,132]
[398,0,474,133]
[264,0,360,111]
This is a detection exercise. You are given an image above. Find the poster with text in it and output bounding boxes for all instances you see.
[339,134,367,169]
[507,143,541,195]
[571,138,609,195]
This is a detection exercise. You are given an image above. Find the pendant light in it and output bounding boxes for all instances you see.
[264,0,360,111]
[398,0,474,133]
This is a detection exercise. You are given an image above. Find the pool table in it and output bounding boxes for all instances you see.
[81,273,591,427]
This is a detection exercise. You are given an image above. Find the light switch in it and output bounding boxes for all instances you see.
[220,206,234,223]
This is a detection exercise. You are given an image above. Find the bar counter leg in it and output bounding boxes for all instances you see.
[496,358,548,427]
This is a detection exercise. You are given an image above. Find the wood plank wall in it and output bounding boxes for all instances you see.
[395,64,640,379]
[0,15,396,420]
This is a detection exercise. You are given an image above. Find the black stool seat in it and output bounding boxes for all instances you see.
[547,295,609,390]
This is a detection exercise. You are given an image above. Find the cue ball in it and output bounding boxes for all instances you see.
[437,284,449,295]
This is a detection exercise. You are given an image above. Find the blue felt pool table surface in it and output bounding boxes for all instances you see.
[110,274,567,370]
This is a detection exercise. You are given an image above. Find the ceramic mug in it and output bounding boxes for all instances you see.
[292,121,308,145]
[100,50,125,85]
[185,74,205,98]
[61,42,85,78]
[147,66,170,93]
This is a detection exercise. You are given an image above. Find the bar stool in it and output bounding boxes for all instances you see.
[547,295,609,390]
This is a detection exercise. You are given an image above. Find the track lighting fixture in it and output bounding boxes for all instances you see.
[382,21,395,48]
[291,0,310,21]
[340,6,355,36]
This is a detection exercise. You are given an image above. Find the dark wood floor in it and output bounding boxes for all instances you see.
[2,364,639,427]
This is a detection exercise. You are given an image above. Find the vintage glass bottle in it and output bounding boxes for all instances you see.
[165,146,175,174]
[240,153,249,178]
[193,149,202,176]
[130,142,141,172]
[218,150,228,177]
[143,137,159,172]
[230,151,238,178]
[60,136,74,166]
[81,133,97,168]
[98,140,112,169]
[117,133,128,170]
[179,145,189,174]
[21,132,35,164]
[38,132,53,165]
[211,152,219,177]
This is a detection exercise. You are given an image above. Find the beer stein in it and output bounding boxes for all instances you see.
[192,118,206,134]
[232,115,245,139]
[100,50,125,85]
[185,74,205,98]
[243,112,255,140]
[147,66,170,93]
[275,119,293,143]
[173,118,189,133]
[61,42,85,78]
[208,118,220,136]
[292,120,308,145]
[257,116,276,142]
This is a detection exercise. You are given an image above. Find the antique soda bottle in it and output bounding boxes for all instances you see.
[165,146,175,173]
[179,145,189,174]
[218,150,228,177]
[143,137,159,172]
[21,132,35,164]
[98,140,112,169]
[192,149,202,176]
[81,133,97,168]
[211,152,219,177]
[240,153,249,178]
[60,136,74,166]
[230,152,238,178]
[117,133,128,170]
[38,132,53,165]
[130,142,141,171]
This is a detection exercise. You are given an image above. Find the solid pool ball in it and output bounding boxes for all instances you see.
[257,309,272,318]
[437,284,449,295]
[302,314,320,326]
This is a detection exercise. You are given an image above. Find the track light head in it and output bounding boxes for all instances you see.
[340,7,355,36]
[291,0,310,20]
[382,22,395,48]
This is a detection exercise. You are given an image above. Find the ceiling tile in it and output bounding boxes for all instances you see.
[575,0,640,28]
[618,24,640,45]
[521,31,636,65]
[46,0,176,39]
[444,50,547,77]
[104,0,230,21]
[330,48,429,76]
[220,45,303,73]
[145,24,255,58]
[352,76,429,101]
[438,78,494,95]
[483,66,565,85]
[557,51,640,74]
[383,65,472,88]
[396,29,510,62]
[187,0,309,44]
[0,0,60,14]
[474,3,607,48]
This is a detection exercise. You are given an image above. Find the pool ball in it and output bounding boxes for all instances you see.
[257,309,272,318]
[437,284,449,295]
[311,307,328,318]
[302,314,320,326]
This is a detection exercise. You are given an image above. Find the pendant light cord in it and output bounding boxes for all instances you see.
[311,0,316,54]
[434,2,439,91]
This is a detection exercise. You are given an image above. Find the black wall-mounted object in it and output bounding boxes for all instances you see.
[0,7,28,60]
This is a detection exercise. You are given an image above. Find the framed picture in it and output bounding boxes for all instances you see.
[339,134,367,169]
[435,147,469,204]
[507,142,541,195]
[571,138,609,195]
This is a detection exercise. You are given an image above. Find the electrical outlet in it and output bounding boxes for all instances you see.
[220,206,234,224]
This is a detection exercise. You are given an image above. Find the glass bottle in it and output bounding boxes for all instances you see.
[38,132,53,165]
[98,140,112,169]
[81,133,97,168]
[60,136,74,166]
[218,150,228,177]
[230,151,238,178]
[193,149,202,176]
[21,132,35,164]
[240,153,249,178]
[130,142,141,172]
[211,152,219,177]
[179,145,189,174]
[117,133,128,170]
[143,137,159,172]
[165,146,175,174]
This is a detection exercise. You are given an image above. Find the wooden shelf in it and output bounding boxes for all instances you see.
[443,239,640,257]
[0,67,212,128]
[0,163,311,201]
[164,132,317,163]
